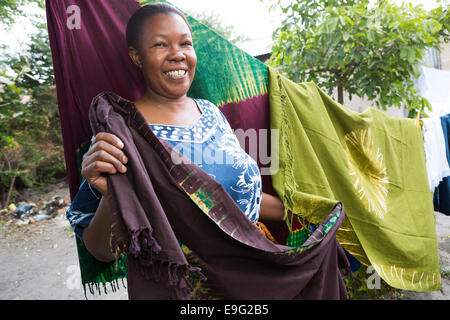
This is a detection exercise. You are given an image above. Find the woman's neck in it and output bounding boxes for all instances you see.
[135,90,190,112]
[134,90,201,127]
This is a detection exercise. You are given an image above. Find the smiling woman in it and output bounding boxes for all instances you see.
[65,2,287,296]
[43,0,357,301]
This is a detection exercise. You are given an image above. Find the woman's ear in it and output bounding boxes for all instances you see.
[129,46,142,69]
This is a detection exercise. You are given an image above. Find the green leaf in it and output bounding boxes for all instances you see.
[343,32,350,41]
[343,15,354,26]
[8,84,21,94]
[407,47,416,64]
[328,17,339,32]
[21,65,31,73]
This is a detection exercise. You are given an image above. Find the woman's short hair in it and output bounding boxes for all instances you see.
[126,3,192,50]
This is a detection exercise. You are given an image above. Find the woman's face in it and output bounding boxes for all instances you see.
[134,13,197,100]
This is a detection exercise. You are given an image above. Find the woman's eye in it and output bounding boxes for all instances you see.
[153,42,166,47]
[182,42,192,46]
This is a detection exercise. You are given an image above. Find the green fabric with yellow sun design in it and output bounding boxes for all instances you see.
[269,69,441,292]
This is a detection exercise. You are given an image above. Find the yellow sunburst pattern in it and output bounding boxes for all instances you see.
[343,128,389,219]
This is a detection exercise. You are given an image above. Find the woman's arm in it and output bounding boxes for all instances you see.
[78,133,128,262]
[259,192,285,221]
[82,196,115,262]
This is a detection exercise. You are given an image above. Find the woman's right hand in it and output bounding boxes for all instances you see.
[81,132,128,196]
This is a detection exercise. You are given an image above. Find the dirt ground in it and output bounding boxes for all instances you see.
[0,181,127,300]
[0,180,448,300]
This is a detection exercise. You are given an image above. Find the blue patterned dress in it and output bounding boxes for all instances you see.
[66,99,262,241]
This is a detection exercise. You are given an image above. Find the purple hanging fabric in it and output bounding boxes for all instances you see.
[46,0,146,199]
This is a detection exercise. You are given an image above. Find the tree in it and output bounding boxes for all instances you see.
[0,0,22,25]
[264,0,450,114]
[0,4,64,208]
[0,0,44,25]
[186,10,249,44]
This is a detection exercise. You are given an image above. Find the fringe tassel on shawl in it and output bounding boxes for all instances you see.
[134,258,207,300]
[277,73,315,236]
[116,226,207,299]
[82,278,127,300]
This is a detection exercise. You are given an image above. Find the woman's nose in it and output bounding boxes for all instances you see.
[168,46,185,61]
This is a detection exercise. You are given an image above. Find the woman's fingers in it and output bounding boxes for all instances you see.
[80,161,113,196]
[83,149,127,174]
[93,132,124,149]
[84,133,127,160]
[82,160,119,177]
[84,139,128,165]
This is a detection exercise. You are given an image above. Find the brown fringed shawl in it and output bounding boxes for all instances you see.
[89,91,350,300]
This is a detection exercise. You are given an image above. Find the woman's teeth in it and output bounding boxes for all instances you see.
[164,70,186,78]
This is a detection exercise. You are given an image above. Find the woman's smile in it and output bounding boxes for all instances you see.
[163,69,188,80]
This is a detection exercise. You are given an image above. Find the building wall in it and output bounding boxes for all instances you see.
[441,42,450,70]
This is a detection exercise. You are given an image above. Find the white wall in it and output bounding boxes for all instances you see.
[441,42,450,70]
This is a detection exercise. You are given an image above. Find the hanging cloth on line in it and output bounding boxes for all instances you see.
[433,114,450,216]
[269,70,441,292]
[422,117,450,190]
[46,0,441,295]
[46,0,349,298]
